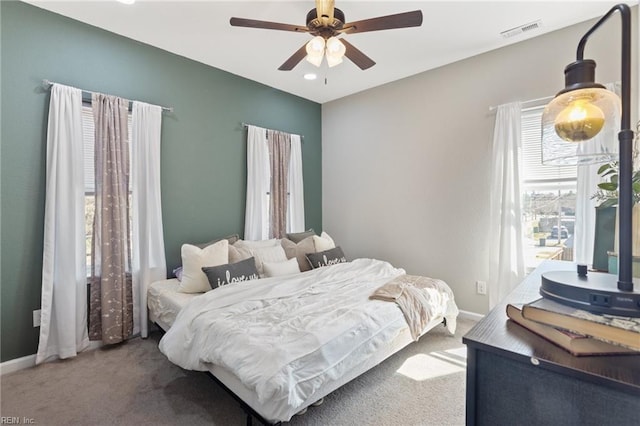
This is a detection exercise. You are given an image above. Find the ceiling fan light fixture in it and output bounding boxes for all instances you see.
[306,36,325,56]
[326,54,343,67]
[305,36,325,67]
[325,36,345,67]
[326,37,345,56]
[305,54,324,67]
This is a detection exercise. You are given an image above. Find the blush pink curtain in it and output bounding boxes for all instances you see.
[267,130,291,239]
[89,93,133,344]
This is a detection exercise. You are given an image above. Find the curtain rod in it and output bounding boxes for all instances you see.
[489,95,554,112]
[241,122,304,140]
[42,79,174,113]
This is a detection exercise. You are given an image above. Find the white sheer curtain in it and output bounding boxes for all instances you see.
[37,84,90,364]
[131,101,167,338]
[574,82,621,265]
[287,134,305,233]
[244,125,270,240]
[489,102,525,308]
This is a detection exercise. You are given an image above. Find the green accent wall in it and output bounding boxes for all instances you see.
[0,1,322,362]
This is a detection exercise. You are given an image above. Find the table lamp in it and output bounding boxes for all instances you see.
[539,3,639,317]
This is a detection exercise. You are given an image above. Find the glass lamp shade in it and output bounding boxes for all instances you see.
[541,88,620,165]
[325,37,346,67]
[305,36,325,67]
[326,53,343,67]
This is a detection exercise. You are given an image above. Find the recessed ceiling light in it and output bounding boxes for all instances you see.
[116,0,136,5]
[303,73,317,81]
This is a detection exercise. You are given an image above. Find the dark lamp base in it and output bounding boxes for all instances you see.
[540,270,640,317]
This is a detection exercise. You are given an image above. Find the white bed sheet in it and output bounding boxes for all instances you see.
[155,258,458,423]
[147,278,198,331]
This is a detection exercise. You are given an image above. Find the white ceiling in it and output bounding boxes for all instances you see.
[23,1,636,103]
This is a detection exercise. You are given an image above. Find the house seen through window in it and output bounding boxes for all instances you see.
[521,106,576,271]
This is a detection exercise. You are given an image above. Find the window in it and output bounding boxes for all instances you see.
[82,105,132,271]
[521,106,576,270]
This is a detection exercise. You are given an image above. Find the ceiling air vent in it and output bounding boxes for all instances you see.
[500,20,542,38]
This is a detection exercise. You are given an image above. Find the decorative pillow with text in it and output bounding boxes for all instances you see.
[306,246,347,269]
[202,257,259,289]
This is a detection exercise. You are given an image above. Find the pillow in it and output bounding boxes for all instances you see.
[306,246,347,269]
[263,258,301,278]
[229,244,252,264]
[281,236,315,272]
[195,233,240,249]
[250,244,288,277]
[286,229,315,243]
[172,266,183,281]
[179,240,228,293]
[313,231,336,252]
[202,257,259,289]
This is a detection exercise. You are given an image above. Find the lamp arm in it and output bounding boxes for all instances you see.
[575,3,634,290]
[576,4,631,130]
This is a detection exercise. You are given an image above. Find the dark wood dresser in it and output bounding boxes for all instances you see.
[463,260,640,426]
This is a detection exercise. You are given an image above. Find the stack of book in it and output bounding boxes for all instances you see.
[507,298,640,356]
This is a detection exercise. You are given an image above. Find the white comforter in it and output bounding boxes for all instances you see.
[159,258,458,420]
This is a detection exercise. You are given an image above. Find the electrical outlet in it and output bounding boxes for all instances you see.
[476,281,487,295]
[33,309,41,327]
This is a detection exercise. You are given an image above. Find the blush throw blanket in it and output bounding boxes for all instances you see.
[370,274,458,340]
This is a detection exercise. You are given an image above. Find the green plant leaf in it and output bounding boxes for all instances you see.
[600,198,618,208]
[598,182,618,191]
[597,163,613,174]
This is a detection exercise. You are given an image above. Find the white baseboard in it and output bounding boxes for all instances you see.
[0,341,104,376]
[0,354,37,375]
[458,309,484,322]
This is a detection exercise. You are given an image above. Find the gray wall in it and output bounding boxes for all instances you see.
[322,9,638,315]
[0,1,322,362]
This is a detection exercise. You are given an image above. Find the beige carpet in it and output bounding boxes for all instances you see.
[1,318,475,426]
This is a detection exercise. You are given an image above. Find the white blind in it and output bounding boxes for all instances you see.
[82,106,95,193]
[82,104,132,193]
[521,107,576,184]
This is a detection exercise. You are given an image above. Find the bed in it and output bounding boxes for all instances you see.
[151,257,459,424]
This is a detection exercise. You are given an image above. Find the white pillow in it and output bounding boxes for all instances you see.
[263,258,301,278]
[313,231,336,252]
[250,244,288,277]
[178,240,229,293]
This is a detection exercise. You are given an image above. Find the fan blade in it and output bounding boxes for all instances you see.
[230,17,308,33]
[340,39,375,70]
[278,44,308,71]
[341,10,423,34]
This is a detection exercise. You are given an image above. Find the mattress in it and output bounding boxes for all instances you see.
[153,258,459,423]
[209,314,444,423]
[147,278,198,331]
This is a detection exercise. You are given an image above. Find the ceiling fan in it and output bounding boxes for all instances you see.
[230,0,423,71]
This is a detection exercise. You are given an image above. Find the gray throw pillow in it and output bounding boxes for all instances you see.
[196,233,240,249]
[286,229,316,243]
[306,246,347,269]
[202,257,259,289]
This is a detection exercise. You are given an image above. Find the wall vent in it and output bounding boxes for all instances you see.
[500,20,542,38]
